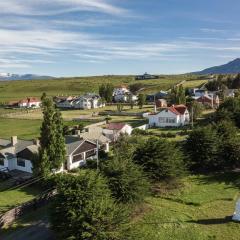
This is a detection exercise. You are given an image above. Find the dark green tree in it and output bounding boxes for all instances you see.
[99,84,114,103]
[214,121,240,169]
[103,154,149,204]
[133,137,185,180]
[185,126,219,172]
[50,170,128,240]
[232,73,240,89]
[170,85,186,104]
[37,94,66,176]
[186,98,203,121]
[137,94,146,109]
[53,109,66,170]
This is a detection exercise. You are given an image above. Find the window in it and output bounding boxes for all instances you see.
[17,158,25,167]
[166,118,176,123]
[72,153,83,163]
[159,117,166,123]
[86,149,96,158]
[0,158,4,166]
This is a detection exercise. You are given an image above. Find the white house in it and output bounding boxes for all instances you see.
[113,86,133,102]
[103,123,133,141]
[0,137,39,174]
[0,136,98,174]
[64,136,97,171]
[78,127,111,153]
[148,105,190,128]
[8,98,41,108]
[55,94,104,110]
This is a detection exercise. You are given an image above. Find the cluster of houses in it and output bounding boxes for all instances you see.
[0,122,134,174]
[54,93,105,110]
[8,98,41,109]
[112,85,138,103]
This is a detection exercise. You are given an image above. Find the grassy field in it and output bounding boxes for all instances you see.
[0,74,207,102]
[130,173,240,240]
[0,182,42,214]
[183,79,208,89]
[0,118,101,139]
[1,173,240,239]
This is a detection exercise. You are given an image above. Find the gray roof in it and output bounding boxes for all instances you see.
[0,138,37,158]
[80,127,111,144]
[65,136,84,156]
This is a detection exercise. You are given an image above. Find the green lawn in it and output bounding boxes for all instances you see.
[0,75,206,102]
[0,118,100,139]
[0,183,42,214]
[1,173,240,239]
[130,173,240,240]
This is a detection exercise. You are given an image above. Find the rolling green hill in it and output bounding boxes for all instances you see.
[0,74,206,102]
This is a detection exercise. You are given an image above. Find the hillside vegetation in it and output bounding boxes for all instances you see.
[0,74,205,102]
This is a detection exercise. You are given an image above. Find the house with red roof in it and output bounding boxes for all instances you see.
[9,97,41,108]
[148,105,190,128]
[103,123,133,141]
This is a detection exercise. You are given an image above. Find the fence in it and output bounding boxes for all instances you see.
[99,111,143,117]
[0,189,56,228]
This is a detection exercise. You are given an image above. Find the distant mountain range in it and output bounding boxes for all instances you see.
[0,73,54,81]
[193,58,240,75]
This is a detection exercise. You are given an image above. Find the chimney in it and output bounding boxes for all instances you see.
[33,139,40,146]
[11,136,18,146]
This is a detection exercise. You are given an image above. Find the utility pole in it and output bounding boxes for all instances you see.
[96,139,99,170]
[191,106,194,129]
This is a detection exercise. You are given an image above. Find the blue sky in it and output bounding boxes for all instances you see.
[0,0,240,76]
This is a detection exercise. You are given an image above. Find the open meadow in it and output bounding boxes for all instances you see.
[1,173,240,240]
[0,74,207,102]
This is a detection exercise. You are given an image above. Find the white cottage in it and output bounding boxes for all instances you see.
[0,136,98,174]
[148,105,190,128]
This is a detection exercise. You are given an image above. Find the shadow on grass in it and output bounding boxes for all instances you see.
[187,216,233,225]
[196,171,240,189]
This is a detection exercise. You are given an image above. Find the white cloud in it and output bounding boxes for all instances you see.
[0,0,127,16]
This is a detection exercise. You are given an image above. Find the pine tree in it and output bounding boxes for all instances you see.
[53,109,66,170]
[133,137,185,180]
[37,94,66,176]
[50,170,129,240]
[137,94,146,109]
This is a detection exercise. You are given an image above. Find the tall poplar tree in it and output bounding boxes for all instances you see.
[36,94,66,176]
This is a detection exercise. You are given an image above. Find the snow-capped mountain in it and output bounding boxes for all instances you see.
[0,73,54,81]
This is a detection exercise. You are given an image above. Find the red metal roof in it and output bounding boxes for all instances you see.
[106,123,127,130]
[173,105,187,115]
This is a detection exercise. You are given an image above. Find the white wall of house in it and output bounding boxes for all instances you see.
[121,125,133,135]
[28,101,41,108]
[5,158,33,173]
[148,109,189,128]
[0,158,8,169]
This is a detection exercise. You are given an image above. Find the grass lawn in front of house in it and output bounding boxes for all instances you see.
[129,173,240,240]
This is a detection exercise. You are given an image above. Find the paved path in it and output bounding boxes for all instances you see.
[2,219,55,240]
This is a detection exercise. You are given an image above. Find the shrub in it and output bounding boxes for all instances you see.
[50,170,128,240]
[133,137,186,181]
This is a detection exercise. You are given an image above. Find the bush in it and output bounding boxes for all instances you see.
[133,137,186,181]
[132,128,148,136]
[50,170,128,240]
[103,155,150,204]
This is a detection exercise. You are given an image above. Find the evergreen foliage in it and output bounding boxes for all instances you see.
[50,170,129,240]
[170,85,186,104]
[137,93,146,109]
[133,137,185,180]
[37,94,66,176]
[99,83,114,103]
